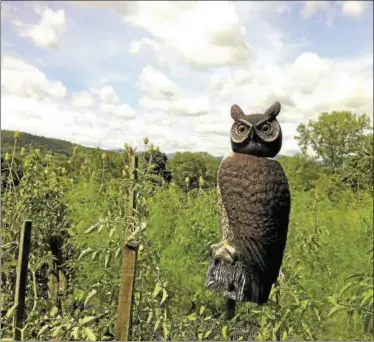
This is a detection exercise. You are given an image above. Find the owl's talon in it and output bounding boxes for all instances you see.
[211,241,236,264]
[210,241,225,253]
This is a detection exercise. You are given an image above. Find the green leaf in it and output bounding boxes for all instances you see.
[222,325,228,340]
[160,289,168,305]
[37,325,50,337]
[339,283,354,296]
[162,323,169,339]
[71,327,79,340]
[154,319,161,332]
[282,330,288,340]
[301,322,313,339]
[187,313,197,321]
[81,316,97,325]
[50,306,59,317]
[345,272,363,281]
[146,312,153,324]
[104,253,111,268]
[204,330,212,338]
[78,247,93,260]
[152,282,162,298]
[360,289,373,307]
[84,327,96,341]
[84,223,99,234]
[198,332,203,340]
[109,227,116,239]
[91,250,99,261]
[327,306,343,317]
[51,326,62,338]
[327,296,337,305]
[84,289,97,308]
[301,299,309,310]
[199,305,206,315]
[5,303,18,319]
[115,247,121,259]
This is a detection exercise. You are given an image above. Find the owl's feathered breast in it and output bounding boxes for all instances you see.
[218,153,290,276]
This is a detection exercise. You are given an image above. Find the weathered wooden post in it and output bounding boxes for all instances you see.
[13,220,32,341]
[115,155,139,341]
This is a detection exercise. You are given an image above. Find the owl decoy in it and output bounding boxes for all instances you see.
[205,102,291,305]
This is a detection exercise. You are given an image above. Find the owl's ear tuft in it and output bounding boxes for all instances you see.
[265,102,281,118]
[231,104,245,120]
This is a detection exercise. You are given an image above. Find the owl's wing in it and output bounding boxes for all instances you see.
[218,154,291,286]
[217,154,235,241]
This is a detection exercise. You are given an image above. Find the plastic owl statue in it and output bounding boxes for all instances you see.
[205,102,291,306]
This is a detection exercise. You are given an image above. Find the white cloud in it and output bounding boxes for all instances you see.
[1,55,67,100]
[341,1,366,17]
[140,96,209,117]
[2,2,372,157]
[139,66,210,116]
[1,55,136,149]
[130,38,162,54]
[300,1,369,24]
[77,1,251,69]
[99,103,135,119]
[139,66,179,100]
[300,1,331,18]
[207,51,373,131]
[98,85,119,104]
[71,91,95,108]
[13,5,66,49]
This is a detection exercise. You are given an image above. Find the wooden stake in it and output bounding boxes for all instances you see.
[14,220,32,341]
[115,155,139,341]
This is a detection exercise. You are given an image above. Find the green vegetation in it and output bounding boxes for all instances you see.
[1,110,373,341]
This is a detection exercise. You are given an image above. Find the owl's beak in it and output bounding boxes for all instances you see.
[248,127,255,140]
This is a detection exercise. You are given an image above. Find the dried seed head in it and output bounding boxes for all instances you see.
[143,137,149,145]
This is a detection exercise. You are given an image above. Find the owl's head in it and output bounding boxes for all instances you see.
[229,102,283,158]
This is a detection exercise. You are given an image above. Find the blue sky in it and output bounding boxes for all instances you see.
[1,1,373,156]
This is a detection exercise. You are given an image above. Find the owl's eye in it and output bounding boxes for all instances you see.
[261,123,272,134]
[237,124,247,134]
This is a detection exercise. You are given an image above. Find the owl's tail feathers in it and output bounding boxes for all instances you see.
[205,254,274,305]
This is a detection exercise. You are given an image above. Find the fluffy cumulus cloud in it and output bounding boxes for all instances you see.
[1,1,372,156]
[299,1,369,25]
[1,54,136,148]
[12,5,66,49]
[80,1,251,69]
[341,1,367,17]
[1,55,67,100]
[138,66,210,116]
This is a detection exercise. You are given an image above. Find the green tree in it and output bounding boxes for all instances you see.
[167,152,207,190]
[295,111,372,189]
[141,146,171,183]
[339,133,373,191]
[277,154,325,192]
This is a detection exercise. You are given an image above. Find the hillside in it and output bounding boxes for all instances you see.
[1,130,226,160]
[1,130,99,156]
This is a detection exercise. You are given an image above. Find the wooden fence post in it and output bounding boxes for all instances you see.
[115,155,139,341]
[13,220,32,341]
